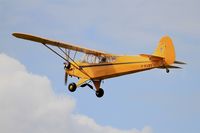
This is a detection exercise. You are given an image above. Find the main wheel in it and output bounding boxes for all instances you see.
[68,83,77,92]
[96,88,104,98]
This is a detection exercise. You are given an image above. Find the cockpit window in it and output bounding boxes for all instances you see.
[81,54,116,64]
[99,57,107,63]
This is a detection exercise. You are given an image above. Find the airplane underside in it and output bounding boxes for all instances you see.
[66,61,164,98]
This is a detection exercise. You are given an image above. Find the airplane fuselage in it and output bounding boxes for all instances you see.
[67,55,163,80]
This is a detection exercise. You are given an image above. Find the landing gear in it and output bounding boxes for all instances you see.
[93,80,104,98]
[166,68,170,73]
[68,81,104,98]
[95,88,104,98]
[81,83,104,98]
[80,83,94,90]
[68,82,77,92]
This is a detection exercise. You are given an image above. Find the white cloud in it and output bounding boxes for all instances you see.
[0,53,152,133]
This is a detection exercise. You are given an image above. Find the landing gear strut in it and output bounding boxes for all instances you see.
[80,83,94,90]
[93,80,104,98]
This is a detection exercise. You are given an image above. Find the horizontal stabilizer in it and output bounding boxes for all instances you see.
[168,65,182,69]
[174,61,186,64]
[158,65,182,69]
[140,54,164,61]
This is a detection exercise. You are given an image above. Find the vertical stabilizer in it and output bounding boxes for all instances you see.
[153,36,176,65]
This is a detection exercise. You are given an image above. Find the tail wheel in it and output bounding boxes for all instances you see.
[166,68,170,73]
[68,83,77,92]
[95,88,104,98]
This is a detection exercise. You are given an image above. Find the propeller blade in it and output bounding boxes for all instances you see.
[64,72,68,85]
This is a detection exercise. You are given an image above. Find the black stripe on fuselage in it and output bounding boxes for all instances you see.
[79,61,150,68]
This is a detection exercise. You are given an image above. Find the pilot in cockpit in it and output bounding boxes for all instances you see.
[100,57,107,63]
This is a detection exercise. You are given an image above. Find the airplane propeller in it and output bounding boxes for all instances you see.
[64,62,69,85]
[64,71,68,85]
[64,48,70,85]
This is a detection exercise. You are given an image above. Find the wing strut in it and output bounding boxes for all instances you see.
[42,43,77,67]
[42,43,69,62]
[42,43,91,79]
[57,46,80,68]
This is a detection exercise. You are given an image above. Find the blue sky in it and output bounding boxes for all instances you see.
[1,0,200,133]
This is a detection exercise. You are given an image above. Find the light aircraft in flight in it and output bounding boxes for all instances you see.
[13,33,185,98]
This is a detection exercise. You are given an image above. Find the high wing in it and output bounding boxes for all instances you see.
[12,32,113,57]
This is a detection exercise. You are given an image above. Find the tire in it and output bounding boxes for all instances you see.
[68,83,77,92]
[96,88,104,98]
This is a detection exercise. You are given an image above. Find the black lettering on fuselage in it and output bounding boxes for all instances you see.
[141,64,154,68]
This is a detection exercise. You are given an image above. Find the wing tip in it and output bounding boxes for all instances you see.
[12,32,26,38]
[12,32,18,37]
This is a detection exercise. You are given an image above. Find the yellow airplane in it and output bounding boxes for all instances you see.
[12,33,185,98]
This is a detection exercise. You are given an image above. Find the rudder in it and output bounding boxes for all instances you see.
[153,36,176,65]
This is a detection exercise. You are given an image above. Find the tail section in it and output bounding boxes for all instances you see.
[153,36,176,65]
